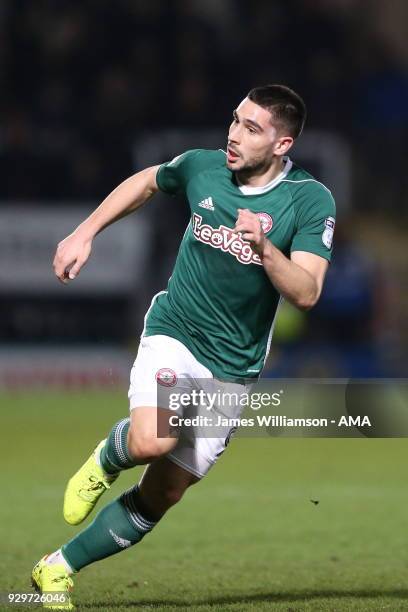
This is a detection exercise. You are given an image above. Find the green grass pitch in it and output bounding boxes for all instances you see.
[2,390,408,611]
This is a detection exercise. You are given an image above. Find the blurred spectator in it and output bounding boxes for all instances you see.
[310,221,377,344]
[2,0,407,205]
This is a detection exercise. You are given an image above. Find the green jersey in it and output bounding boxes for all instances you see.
[144,149,336,381]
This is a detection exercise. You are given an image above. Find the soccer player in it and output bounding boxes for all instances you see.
[32,84,335,609]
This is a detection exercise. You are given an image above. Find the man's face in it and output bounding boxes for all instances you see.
[227,97,291,173]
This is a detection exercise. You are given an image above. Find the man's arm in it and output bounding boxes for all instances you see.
[233,208,328,310]
[53,165,160,284]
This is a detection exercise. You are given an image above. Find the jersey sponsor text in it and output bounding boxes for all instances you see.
[192,213,262,266]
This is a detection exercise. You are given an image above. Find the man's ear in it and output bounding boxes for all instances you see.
[274,136,294,156]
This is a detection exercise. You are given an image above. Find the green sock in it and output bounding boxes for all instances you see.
[61,485,157,571]
[99,417,137,474]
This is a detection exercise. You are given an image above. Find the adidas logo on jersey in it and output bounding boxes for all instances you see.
[198,197,215,211]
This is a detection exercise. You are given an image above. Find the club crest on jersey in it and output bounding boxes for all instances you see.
[322,216,335,249]
[192,213,262,266]
[155,368,178,387]
[257,212,273,234]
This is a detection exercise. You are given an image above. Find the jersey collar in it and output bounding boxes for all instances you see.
[236,156,293,195]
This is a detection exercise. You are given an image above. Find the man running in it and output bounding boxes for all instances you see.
[32,84,335,609]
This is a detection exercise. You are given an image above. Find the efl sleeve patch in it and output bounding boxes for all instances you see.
[322,216,335,249]
[291,185,336,262]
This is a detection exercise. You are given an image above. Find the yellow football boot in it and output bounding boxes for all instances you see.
[31,556,74,610]
[63,440,118,525]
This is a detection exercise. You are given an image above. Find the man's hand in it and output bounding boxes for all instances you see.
[233,208,266,257]
[53,231,92,284]
[51,165,160,285]
[233,208,328,310]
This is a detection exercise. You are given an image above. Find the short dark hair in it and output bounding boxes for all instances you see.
[247,84,306,139]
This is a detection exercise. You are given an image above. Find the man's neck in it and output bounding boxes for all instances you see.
[236,157,285,188]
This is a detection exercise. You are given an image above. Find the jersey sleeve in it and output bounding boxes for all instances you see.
[156,149,203,196]
[290,183,336,262]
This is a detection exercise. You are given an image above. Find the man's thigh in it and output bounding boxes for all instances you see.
[127,335,213,457]
[128,335,250,477]
[128,406,178,457]
[128,334,212,409]
[167,378,251,479]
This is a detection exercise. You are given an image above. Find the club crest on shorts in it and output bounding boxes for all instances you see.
[257,212,273,234]
[155,368,178,387]
[322,216,335,249]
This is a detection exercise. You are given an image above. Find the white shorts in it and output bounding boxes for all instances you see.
[128,334,250,479]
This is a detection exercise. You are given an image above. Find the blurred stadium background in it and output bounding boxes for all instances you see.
[1,2,408,610]
[1,0,407,388]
